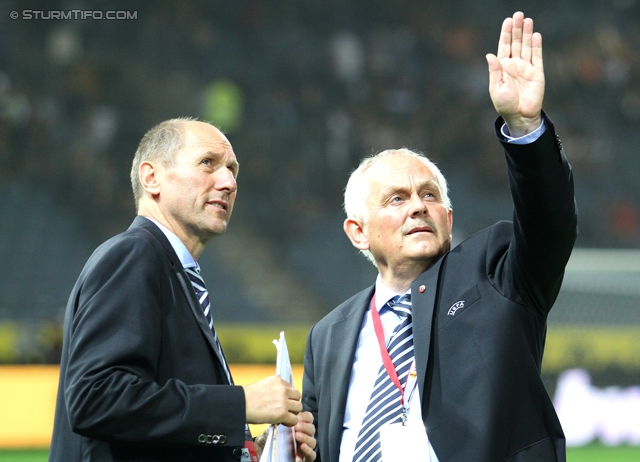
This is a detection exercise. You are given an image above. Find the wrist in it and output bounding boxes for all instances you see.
[503,114,543,138]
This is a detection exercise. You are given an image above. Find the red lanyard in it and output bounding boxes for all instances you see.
[370,295,410,407]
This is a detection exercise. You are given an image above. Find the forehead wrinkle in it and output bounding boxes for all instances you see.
[374,165,438,197]
[362,153,441,212]
[186,134,239,168]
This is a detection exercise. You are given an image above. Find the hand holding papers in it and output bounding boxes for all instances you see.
[259,332,297,462]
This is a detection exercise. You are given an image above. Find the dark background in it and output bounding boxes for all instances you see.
[0,0,638,366]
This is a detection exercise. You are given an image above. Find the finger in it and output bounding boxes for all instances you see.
[521,17,534,63]
[295,431,316,450]
[496,17,512,60]
[296,442,317,462]
[511,11,524,59]
[288,399,303,415]
[295,421,315,438]
[286,387,302,401]
[282,411,300,427]
[486,53,502,92]
[298,411,314,424]
[532,32,544,72]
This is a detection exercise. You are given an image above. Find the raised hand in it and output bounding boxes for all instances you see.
[486,11,545,137]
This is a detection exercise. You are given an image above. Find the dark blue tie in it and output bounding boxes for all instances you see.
[185,267,233,384]
[352,294,414,462]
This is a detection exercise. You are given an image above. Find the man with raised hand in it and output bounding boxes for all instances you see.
[303,12,576,462]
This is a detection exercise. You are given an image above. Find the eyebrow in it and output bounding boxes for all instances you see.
[201,150,240,171]
[379,179,441,197]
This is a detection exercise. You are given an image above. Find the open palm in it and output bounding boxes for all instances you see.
[486,12,545,136]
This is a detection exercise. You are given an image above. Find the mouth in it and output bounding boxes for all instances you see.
[206,200,228,212]
[407,226,434,235]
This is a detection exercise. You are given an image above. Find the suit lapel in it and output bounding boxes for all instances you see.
[411,257,445,405]
[130,217,228,373]
[328,287,373,462]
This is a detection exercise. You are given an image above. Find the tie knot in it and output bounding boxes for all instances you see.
[387,294,411,318]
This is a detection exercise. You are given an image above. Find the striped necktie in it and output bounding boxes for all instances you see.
[353,294,414,462]
[185,266,233,385]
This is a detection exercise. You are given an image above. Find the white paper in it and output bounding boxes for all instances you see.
[259,331,297,462]
[258,426,275,462]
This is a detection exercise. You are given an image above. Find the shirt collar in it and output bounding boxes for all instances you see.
[142,216,199,271]
[374,274,411,313]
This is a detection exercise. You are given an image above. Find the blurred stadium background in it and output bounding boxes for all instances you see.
[0,0,639,460]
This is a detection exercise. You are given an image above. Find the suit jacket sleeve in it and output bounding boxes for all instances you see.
[63,231,246,446]
[493,112,578,315]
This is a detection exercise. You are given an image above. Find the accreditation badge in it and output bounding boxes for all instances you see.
[241,440,259,462]
[379,421,431,461]
[241,428,259,462]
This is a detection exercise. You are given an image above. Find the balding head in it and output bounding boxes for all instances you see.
[131,118,199,211]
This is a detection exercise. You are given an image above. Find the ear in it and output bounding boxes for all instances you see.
[344,218,369,251]
[447,208,453,238]
[139,161,161,198]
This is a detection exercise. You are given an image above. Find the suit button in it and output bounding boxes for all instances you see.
[232,448,243,459]
[212,435,220,444]
[218,435,227,444]
[198,434,206,444]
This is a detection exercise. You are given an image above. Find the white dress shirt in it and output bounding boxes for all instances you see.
[142,217,199,271]
[339,275,440,462]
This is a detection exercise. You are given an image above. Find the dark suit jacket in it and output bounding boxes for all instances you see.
[302,115,577,462]
[49,217,247,462]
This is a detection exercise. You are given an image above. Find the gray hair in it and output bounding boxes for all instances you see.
[130,117,197,211]
[343,148,451,266]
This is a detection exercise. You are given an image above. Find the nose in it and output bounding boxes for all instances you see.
[409,194,428,217]
[216,167,237,193]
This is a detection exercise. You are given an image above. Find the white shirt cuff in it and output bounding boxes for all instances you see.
[500,119,547,144]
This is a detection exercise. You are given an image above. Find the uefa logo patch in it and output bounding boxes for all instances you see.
[447,301,465,316]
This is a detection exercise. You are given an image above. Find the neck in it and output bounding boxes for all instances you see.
[378,264,426,294]
[137,205,205,260]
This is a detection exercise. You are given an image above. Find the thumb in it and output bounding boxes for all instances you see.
[486,53,502,91]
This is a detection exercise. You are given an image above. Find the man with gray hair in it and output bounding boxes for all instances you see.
[50,118,316,461]
[302,12,577,462]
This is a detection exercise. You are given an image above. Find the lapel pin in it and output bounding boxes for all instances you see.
[418,285,426,293]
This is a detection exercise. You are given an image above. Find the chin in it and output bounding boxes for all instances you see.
[205,221,229,237]
[213,226,228,236]
[411,246,448,262]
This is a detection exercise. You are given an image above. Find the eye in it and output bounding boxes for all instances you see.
[391,196,403,203]
[201,159,211,166]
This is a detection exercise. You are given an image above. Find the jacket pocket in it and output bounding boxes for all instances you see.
[438,285,481,330]
[503,436,562,461]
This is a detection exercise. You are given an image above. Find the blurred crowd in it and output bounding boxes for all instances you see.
[1,0,640,249]
[0,0,639,365]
